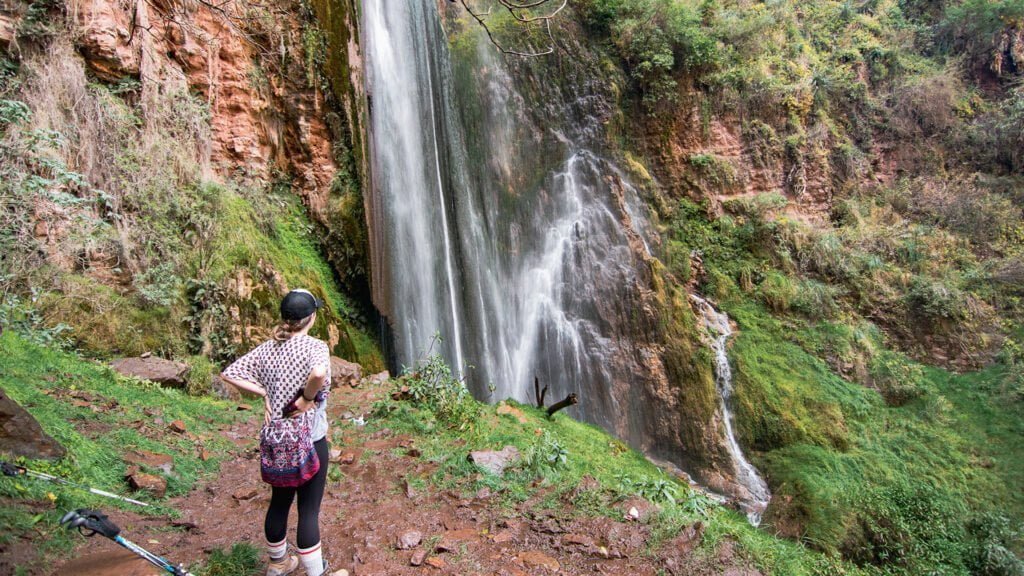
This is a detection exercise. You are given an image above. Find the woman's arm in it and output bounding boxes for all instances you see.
[292,365,327,414]
[219,373,267,397]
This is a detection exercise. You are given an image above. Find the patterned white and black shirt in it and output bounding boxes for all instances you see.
[223,334,332,441]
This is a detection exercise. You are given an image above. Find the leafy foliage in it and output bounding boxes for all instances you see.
[616,474,681,505]
[526,430,568,474]
[398,350,480,430]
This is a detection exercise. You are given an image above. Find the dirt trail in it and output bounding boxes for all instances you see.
[49,383,756,576]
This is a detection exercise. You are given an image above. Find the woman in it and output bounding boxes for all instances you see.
[221,289,344,576]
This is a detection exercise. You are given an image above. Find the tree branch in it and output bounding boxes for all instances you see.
[455,0,563,57]
[546,393,577,417]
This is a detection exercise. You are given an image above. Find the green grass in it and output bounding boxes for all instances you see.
[199,542,262,576]
[656,192,1024,573]
[371,371,857,575]
[0,331,247,570]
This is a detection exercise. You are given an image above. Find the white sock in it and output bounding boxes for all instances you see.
[266,538,288,561]
[298,542,324,576]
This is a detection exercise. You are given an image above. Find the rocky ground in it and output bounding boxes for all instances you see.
[48,380,760,576]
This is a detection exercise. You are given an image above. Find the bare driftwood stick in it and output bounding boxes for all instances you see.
[546,393,577,418]
[534,376,548,408]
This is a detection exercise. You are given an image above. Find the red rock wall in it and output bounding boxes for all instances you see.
[71,0,341,219]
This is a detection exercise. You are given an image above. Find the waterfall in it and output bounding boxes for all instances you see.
[690,295,772,525]
[362,0,652,434]
[362,1,467,372]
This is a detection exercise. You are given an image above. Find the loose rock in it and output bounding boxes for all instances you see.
[330,357,363,388]
[125,468,167,498]
[517,550,560,572]
[410,550,427,566]
[396,530,422,550]
[110,357,190,388]
[468,446,521,475]
[563,533,594,547]
[232,488,259,501]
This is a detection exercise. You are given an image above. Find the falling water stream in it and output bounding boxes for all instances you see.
[690,295,772,524]
[362,1,647,430]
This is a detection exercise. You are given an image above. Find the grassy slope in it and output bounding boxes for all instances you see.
[0,331,848,576]
[374,359,868,576]
[0,331,247,573]
[664,198,1024,574]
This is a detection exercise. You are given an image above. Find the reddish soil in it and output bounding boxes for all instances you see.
[38,383,759,576]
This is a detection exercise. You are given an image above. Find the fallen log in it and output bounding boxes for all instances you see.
[546,393,578,418]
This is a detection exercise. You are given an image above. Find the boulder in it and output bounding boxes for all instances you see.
[110,357,190,388]
[0,389,65,460]
[468,446,521,475]
[330,356,362,388]
[364,371,390,386]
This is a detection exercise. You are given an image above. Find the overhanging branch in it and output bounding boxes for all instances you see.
[455,0,566,57]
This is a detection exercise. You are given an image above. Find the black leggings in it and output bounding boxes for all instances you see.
[264,438,329,549]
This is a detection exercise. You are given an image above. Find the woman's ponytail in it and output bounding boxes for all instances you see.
[272,314,314,342]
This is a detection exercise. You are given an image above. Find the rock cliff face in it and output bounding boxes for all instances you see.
[70,0,341,215]
[1,0,378,365]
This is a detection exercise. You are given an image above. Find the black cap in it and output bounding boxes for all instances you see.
[280,289,323,321]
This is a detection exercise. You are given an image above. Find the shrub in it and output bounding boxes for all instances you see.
[0,291,72,350]
[905,276,971,322]
[578,0,718,111]
[964,513,1024,576]
[399,352,480,430]
[133,262,182,307]
[889,70,965,137]
[902,177,1022,247]
[869,350,928,406]
[846,483,969,571]
[527,431,568,474]
[758,271,798,313]
[615,474,681,505]
[185,355,216,396]
[941,0,1024,74]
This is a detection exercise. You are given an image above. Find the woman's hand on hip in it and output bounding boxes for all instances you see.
[290,396,315,416]
[264,395,273,425]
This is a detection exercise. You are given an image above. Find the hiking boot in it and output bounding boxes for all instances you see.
[266,555,298,576]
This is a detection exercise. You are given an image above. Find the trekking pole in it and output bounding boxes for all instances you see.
[1,460,150,507]
[60,509,194,576]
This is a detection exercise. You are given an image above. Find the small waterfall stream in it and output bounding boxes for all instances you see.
[690,295,771,524]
